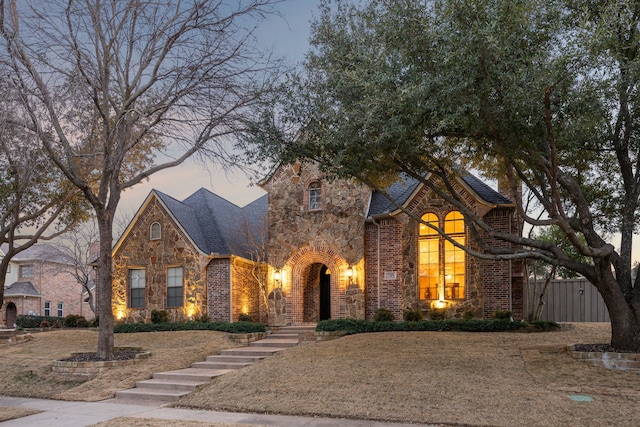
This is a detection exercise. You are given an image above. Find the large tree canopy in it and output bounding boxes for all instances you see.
[0,0,282,357]
[247,0,640,350]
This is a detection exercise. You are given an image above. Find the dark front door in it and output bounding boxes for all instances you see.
[6,302,17,328]
[319,265,331,320]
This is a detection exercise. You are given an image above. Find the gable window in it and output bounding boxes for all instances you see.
[308,181,322,210]
[57,302,64,318]
[20,264,34,278]
[150,222,161,240]
[418,211,466,301]
[44,301,51,316]
[129,269,146,308]
[166,266,183,307]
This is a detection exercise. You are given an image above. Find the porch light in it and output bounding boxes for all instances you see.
[274,270,282,283]
[346,266,353,278]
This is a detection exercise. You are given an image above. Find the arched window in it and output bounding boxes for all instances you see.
[307,181,322,210]
[150,222,161,240]
[418,211,465,301]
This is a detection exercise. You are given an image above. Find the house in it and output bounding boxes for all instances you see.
[112,162,523,324]
[1,243,94,327]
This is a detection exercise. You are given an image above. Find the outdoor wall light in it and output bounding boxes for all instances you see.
[274,270,282,282]
[346,266,354,278]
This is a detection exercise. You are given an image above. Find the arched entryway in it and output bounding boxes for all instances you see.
[5,302,17,328]
[300,263,332,322]
[285,244,350,324]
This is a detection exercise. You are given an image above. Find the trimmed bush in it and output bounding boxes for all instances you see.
[150,309,170,324]
[429,308,447,320]
[316,318,559,335]
[403,308,423,322]
[374,308,394,322]
[16,315,61,329]
[237,313,253,322]
[491,310,512,320]
[63,314,90,328]
[114,320,266,334]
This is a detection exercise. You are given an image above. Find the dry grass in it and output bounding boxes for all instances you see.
[0,407,41,422]
[178,323,640,427]
[2,324,639,426]
[0,329,240,401]
[89,418,267,427]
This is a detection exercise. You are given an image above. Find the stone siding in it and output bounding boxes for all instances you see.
[112,197,208,323]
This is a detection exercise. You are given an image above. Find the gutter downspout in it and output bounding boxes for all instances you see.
[509,212,513,314]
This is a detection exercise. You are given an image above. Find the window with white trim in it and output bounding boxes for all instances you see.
[20,264,34,278]
[57,302,64,318]
[150,222,161,240]
[308,181,322,210]
[129,269,146,308]
[44,301,51,316]
[166,266,183,307]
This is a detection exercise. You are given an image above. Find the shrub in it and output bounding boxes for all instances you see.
[491,310,512,320]
[193,313,210,323]
[16,315,60,329]
[150,309,170,324]
[403,308,423,322]
[114,320,266,334]
[463,310,475,319]
[429,308,447,320]
[39,320,50,328]
[237,313,253,322]
[52,320,62,328]
[374,308,395,322]
[91,316,99,327]
[63,314,89,328]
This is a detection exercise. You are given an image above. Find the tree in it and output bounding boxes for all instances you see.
[0,76,88,308]
[0,0,281,358]
[247,0,640,351]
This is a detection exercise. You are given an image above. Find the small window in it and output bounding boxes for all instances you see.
[166,267,184,307]
[57,302,63,318]
[308,181,322,210]
[129,269,146,308]
[19,264,34,278]
[150,222,161,240]
[44,301,51,316]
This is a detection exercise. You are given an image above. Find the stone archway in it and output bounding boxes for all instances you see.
[5,302,17,328]
[285,245,349,324]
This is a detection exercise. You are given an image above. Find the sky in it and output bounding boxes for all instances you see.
[118,0,322,218]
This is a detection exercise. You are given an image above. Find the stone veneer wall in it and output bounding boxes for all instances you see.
[112,197,208,323]
[262,162,369,323]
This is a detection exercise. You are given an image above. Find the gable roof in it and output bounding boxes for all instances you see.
[4,281,40,297]
[367,173,513,217]
[0,243,74,266]
[115,188,268,260]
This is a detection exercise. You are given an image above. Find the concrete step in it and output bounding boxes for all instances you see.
[205,354,266,363]
[135,378,207,392]
[114,388,190,402]
[191,360,254,370]
[220,346,287,357]
[153,368,232,382]
[268,333,300,339]
[249,339,298,348]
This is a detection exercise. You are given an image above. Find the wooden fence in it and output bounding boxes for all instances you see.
[524,278,610,322]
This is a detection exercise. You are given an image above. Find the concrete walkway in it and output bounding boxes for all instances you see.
[0,396,438,426]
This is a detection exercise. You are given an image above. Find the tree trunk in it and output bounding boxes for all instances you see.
[96,211,115,359]
[596,274,640,352]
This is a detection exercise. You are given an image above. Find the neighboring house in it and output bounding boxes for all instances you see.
[113,162,524,324]
[1,243,94,327]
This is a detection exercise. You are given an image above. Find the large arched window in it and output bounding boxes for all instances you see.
[418,211,465,301]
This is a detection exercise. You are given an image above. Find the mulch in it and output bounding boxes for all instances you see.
[59,351,140,362]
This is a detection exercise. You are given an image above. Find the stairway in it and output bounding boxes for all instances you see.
[114,325,315,402]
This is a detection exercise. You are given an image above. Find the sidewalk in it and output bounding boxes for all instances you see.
[0,396,438,427]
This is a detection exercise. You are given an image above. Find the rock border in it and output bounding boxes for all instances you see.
[568,344,640,371]
[52,347,151,376]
